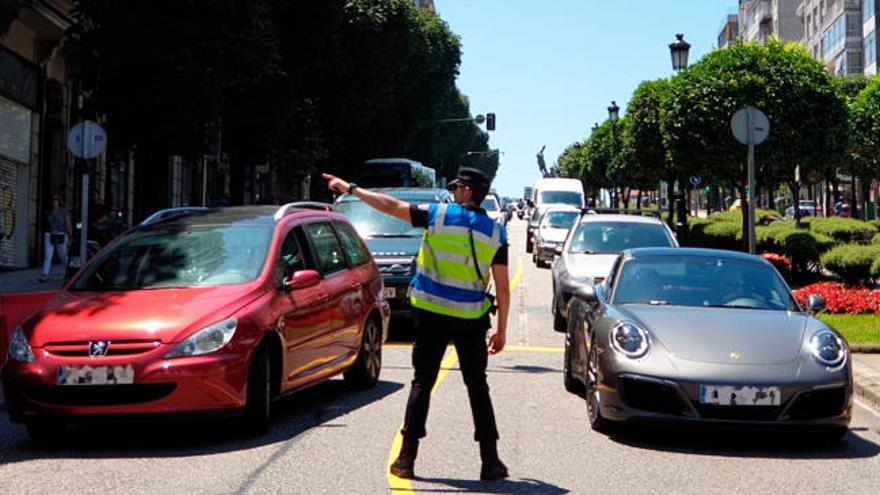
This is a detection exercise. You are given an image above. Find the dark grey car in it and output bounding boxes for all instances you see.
[563,247,851,440]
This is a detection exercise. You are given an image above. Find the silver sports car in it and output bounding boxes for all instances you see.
[563,247,851,440]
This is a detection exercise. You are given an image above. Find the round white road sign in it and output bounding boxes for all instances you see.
[67,121,108,159]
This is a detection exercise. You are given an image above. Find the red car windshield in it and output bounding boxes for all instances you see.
[72,225,274,291]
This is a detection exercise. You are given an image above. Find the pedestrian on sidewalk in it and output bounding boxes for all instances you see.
[323,168,511,481]
[39,195,73,282]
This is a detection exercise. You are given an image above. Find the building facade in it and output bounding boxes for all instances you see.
[718,12,740,48]
[740,0,805,43]
[863,0,879,75]
[0,0,73,268]
[799,0,864,76]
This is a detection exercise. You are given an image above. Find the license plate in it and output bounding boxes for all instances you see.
[699,384,781,406]
[57,365,135,385]
[382,287,397,299]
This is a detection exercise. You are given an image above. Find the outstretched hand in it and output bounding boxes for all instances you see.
[322,173,350,195]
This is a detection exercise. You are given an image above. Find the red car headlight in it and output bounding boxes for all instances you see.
[165,318,237,358]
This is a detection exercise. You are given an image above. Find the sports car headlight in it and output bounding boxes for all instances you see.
[165,318,237,358]
[809,330,846,368]
[8,325,35,363]
[610,322,650,358]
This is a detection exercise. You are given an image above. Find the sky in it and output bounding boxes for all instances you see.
[437,0,740,198]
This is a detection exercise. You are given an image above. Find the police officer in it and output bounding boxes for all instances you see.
[323,168,510,481]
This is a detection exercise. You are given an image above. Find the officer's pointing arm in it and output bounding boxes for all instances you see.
[322,173,411,222]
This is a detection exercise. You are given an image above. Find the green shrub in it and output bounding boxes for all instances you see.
[775,229,835,273]
[873,233,880,245]
[821,244,880,285]
[872,256,880,280]
[702,221,741,250]
[869,219,880,232]
[808,217,876,243]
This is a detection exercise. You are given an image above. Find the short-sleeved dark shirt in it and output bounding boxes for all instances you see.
[410,204,508,265]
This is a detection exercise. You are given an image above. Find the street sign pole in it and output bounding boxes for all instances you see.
[747,109,756,254]
[67,121,108,267]
[731,106,769,256]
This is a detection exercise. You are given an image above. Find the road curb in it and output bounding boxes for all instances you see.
[851,343,880,353]
[854,379,880,411]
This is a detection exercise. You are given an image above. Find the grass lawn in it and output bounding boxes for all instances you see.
[818,314,880,344]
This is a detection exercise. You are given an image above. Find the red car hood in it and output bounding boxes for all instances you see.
[26,286,260,346]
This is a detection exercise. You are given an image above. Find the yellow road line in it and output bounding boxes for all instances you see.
[387,349,459,491]
[510,256,523,291]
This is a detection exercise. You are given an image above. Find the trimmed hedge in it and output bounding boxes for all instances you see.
[820,244,880,285]
[869,219,880,232]
[807,217,876,243]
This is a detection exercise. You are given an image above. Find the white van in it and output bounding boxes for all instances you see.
[526,178,585,253]
[533,178,585,209]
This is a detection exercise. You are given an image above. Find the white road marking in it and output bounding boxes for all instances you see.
[854,397,880,420]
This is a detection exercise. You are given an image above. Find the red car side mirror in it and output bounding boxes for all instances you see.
[285,269,321,291]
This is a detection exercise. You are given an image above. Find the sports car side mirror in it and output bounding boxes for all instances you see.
[806,294,826,315]
[573,284,597,303]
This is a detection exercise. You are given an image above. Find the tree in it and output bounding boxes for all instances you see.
[834,75,874,219]
[851,77,880,219]
[662,40,847,250]
[626,79,674,219]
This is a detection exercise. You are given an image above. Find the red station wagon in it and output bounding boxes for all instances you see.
[3,203,390,441]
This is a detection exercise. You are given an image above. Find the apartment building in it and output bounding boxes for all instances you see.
[718,12,740,48]
[864,0,879,75]
[800,0,864,76]
[415,0,436,12]
[739,0,804,44]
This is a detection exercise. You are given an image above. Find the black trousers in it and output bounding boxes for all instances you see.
[401,308,499,442]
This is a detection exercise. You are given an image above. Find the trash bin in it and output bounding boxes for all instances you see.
[867,201,876,221]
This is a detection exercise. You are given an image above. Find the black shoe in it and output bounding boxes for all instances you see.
[480,458,509,481]
[390,457,415,479]
[389,438,418,479]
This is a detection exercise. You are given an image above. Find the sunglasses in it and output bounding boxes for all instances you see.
[447,183,468,192]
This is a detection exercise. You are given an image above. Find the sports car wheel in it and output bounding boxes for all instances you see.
[344,316,382,389]
[564,325,585,397]
[586,337,614,433]
[243,343,271,435]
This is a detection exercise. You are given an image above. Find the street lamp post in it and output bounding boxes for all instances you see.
[668,34,690,234]
[607,101,620,208]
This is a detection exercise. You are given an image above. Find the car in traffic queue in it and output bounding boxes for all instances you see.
[551,212,678,332]
[334,188,452,322]
[532,206,581,268]
[481,193,506,227]
[3,204,390,441]
[562,247,851,441]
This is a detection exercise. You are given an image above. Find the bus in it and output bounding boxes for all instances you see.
[357,158,437,188]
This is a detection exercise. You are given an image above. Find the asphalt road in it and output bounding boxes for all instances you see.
[2,216,880,494]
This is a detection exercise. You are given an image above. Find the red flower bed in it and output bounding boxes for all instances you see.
[761,252,792,266]
[793,282,880,314]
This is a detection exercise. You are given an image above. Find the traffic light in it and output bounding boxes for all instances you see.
[704,185,710,192]
[486,113,496,131]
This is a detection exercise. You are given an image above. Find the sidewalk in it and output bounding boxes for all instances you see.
[853,353,880,411]
[0,266,65,295]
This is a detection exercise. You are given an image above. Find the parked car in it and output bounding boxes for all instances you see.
[785,200,821,218]
[562,247,851,441]
[3,204,390,442]
[334,188,452,322]
[551,213,677,332]
[532,207,580,268]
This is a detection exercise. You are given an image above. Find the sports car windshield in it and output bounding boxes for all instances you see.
[72,225,273,290]
[568,222,674,254]
[612,255,799,311]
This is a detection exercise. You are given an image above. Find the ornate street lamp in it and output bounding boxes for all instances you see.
[607,101,620,122]
[669,33,691,72]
